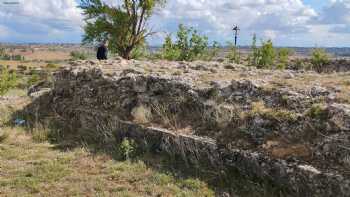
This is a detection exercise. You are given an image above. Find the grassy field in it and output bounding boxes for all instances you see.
[0,95,214,197]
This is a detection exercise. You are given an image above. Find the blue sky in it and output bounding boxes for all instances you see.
[0,0,350,47]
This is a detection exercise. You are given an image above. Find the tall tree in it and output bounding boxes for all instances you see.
[80,0,165,59]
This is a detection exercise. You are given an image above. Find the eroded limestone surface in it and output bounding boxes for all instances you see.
[26,59,350,196]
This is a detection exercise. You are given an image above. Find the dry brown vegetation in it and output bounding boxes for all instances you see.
[0,92,214,196]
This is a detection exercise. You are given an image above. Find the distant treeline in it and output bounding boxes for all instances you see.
[0,48,25,61]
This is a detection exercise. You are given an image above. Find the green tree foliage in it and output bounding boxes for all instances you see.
[80,0,165,60]
[226,42,240,64]
[160,24,210,61]
[0,68,17,95]
[311,48,329,72]
[161,34,181,60]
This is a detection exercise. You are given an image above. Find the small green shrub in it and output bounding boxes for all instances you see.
[307,104,329,120]
[0,68,17,95]
[248,35,276,69]
[250,102,298,122]
[160,24,210,61]
[311,48,329,72]
[248,34,260,67]
[276,48,293,69]
[119,138,136,160]
[258,40,275,69]
[130,43,150,60]
[27,73,41,87]
[70,51,88,60]
[160,34,181,61]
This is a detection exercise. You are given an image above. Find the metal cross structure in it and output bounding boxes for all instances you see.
[233,25,240,47]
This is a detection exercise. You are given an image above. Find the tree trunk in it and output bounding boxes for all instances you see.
[121,47,133,60]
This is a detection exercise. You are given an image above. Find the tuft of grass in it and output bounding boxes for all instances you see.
[152,103,179,131]
[0,130,9,142]
[249,101,298,122]
[31,128,50,143]
[306,104,329,120]
[131,105,152,124]
[45,63,60,71]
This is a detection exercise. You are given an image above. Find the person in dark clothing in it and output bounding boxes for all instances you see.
[97,42,108,60]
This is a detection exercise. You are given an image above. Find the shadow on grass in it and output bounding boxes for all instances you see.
[10,93,287,197]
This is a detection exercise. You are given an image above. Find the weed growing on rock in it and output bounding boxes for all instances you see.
[306,104,329,120]
[249,101,298,122]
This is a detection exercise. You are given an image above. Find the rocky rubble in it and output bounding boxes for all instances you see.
[24,59,350,196]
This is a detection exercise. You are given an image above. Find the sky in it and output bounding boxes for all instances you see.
[0,0,350,47]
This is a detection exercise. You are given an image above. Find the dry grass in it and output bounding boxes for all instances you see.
[0,127,214,196]
[131,105,152,124]
[24,51,70,61]
[0,60,46,70]
[0,94,214,196]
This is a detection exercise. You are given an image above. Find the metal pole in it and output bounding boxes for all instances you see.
[235,33,238,47]
[233,25,240,47]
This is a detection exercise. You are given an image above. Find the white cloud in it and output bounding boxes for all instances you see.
[148,0,320,45]
[156,0,316,33]
[0,0,83,42]
[0,0,349,46]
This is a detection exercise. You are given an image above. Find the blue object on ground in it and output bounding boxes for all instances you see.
[14,118,26,126]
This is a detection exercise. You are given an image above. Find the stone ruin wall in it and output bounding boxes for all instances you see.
[25,60,350,197]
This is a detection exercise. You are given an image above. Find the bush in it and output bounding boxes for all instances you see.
[119,138,136,160]
[27,73,41,87]
[307,104,329,120]
[161,34,181,61]
[160,24,210,61]
[70,51,88,60]
[130,43,150,60]
[258,40,275,69]
[0,68,17,95]
[276,48,292,69]
[248,34,259,67]
[311,48,329,72]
